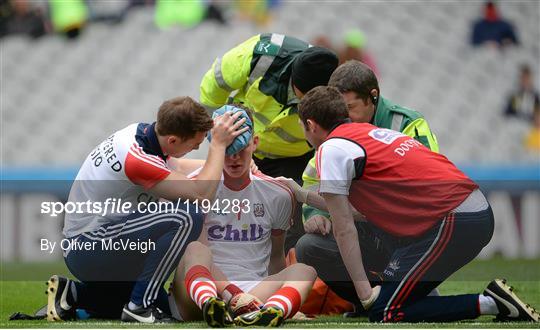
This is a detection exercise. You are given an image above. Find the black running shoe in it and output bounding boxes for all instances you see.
[121,304,174,323]
[202,296,233,327]
[46,275,76,322]
[234,306,284,327]
[484,279,539,322]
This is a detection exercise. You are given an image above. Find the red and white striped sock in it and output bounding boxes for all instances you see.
[263,286,302,319]
[185,265,217,309]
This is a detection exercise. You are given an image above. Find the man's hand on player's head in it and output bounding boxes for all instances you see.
[304,215,331,235]
[211,111,249,146]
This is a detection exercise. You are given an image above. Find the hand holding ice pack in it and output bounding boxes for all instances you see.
[208,105,253,155]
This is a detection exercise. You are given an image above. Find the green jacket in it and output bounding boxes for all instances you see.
[200,33,312,159]
[302,96,439,222]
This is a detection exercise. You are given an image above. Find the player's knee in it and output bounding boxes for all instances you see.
[303,264,317,281]
[292,263,317,281]
[184,241,208,256]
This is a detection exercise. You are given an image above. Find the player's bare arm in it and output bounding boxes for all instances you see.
[167,158,207,174]
[322,193,373,302]
[276,177,366,221]
[268,231,287,275]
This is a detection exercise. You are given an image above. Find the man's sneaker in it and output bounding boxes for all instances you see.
[202,296,233,328]
[234,306,284,327]
[484,279,539,322]
[46,275,76,322]
[121,304,174,323]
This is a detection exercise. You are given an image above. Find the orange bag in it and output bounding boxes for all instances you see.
[286,248,354,316]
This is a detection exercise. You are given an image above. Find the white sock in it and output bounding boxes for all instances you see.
[479,295,499,315]
[128,301,141,310]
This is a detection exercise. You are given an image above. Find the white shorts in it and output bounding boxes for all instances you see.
[231,280,262,293]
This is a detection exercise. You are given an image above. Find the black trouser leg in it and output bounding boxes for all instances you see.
[370,208,494,322]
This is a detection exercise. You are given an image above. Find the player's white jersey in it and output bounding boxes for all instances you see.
[64,123,171,238]
[190,169,294,283]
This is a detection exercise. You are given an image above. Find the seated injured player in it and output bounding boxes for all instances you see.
[168,105,317,327]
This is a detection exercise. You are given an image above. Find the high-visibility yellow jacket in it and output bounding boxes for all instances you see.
[302,96,440,222]
[200,33,312,160]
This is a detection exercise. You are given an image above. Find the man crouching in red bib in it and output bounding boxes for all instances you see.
[278,86,539,323]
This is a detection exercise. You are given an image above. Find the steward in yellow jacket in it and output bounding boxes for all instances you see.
[200,33,339,250]
[200,33,338,169]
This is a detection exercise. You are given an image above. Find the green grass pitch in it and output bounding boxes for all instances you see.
[1,258,539,328]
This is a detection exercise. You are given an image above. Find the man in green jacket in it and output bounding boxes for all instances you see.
[296,60,439,314]
[200,33,339,250]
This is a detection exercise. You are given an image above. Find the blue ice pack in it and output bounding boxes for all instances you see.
[207,105,253,155]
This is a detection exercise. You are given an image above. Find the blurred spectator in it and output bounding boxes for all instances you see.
[124,0,155,11]
[471,1,518,49]
[524,108,540,152]
[338,29,378,77]
[118,0,156,19]
[204,0,226,25]
[236,0,275,26]
[505,65,540,121]
[85,0,131,25]
[0,0,47,39]
[311,35,334,51]
[48,0,88,39]
[155,0,205,29]
[155,0,225,29]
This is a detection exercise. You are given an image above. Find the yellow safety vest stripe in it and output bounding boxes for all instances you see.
[402,118,440,153]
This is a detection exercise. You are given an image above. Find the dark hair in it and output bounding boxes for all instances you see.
[291,46,339,94]
[298,86,349,130]
[328,60,380,102]
[156,96,213,140]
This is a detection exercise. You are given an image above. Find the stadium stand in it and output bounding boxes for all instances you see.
[1,1,539,166]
